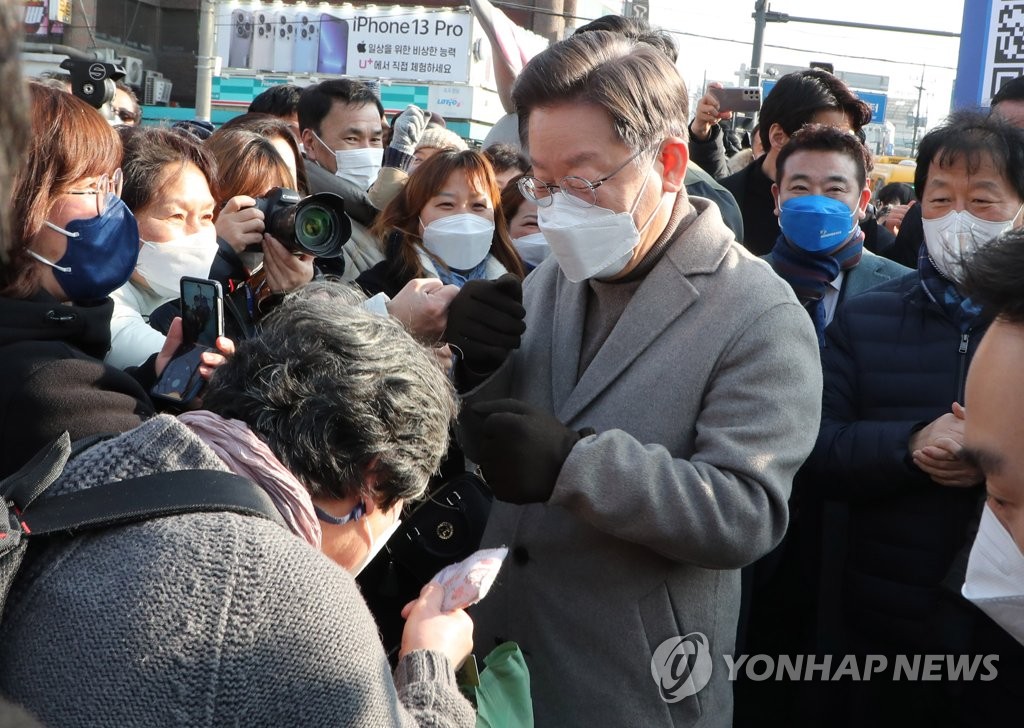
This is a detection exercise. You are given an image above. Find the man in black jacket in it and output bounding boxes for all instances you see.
[718,70,872,255]
[805,111,1024,726]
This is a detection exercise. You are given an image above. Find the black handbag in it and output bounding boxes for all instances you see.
[388,471,493,582]
[357,471,493,659]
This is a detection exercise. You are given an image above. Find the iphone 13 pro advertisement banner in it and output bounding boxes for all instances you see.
[214,3,473,83]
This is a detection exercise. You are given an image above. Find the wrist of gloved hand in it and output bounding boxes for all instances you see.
[383,145,415,170]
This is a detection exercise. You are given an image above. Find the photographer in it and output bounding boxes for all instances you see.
[206,126,316,302]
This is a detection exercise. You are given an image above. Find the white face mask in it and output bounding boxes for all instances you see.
[351,509,403,576]
[134,230,219,299]
[512,232,550,267]
[962,505,1024,647]
[537,156,664,283]
[421,212,495,270]
[312,132,381,190]
[922,206,1022,282]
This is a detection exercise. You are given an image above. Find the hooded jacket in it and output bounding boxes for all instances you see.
[0,292,154,478]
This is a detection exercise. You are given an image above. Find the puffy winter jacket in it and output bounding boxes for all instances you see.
[806,270,987,651]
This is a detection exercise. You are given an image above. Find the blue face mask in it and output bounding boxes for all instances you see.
[28,196,141,301]
[778,195,857,253]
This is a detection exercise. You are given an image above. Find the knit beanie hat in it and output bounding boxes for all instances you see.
[416,126,468,153]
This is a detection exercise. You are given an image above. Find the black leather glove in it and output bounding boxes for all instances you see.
[444,274,526,377]
[465,398,590,504]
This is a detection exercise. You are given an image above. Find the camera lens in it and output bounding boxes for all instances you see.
[296,205,336,252]
[259,189,350,258]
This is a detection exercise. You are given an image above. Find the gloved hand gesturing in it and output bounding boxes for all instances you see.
[463,398,589,504]
[390,104,429,156]
[444,274,526,377]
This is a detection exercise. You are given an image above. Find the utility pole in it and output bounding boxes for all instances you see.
[749,0,768,87]
[911,66,925,157]
[194,0,216,122]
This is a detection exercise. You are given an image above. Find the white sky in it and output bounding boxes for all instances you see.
[648,0,965,121]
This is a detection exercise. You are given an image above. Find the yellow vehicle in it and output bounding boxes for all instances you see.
[869,157,917,197]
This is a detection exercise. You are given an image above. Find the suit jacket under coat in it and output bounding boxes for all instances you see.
[466,198,822,727]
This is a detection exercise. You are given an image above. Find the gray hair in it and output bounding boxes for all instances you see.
[202,281,459,510]
[512,30,689,153]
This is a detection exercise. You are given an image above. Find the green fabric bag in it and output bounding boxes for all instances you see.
[475,642,534,728]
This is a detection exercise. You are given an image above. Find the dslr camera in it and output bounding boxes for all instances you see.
[253,188,351,258]
[60,57,125,109]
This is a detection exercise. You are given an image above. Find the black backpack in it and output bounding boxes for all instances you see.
[0,432,285,613]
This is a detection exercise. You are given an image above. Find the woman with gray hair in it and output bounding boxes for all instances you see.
[0,281,476,728]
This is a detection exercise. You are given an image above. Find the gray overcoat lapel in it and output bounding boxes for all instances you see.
[552,199,733,423]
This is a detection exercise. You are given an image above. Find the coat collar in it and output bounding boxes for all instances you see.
[0,292,115,360]
[303,160,378,228]
[551,197,734,422]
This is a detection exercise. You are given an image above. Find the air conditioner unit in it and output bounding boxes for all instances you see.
[121,56,144,87]
[144,76,173,105]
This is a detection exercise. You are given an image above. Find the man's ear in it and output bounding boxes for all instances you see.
[357,455,384,513]
[300,127,316,152]
[772,183,782,217]
[658,137,688,193]
[768,123,790,153]
[302,128,332,171]
[856,186,872,221]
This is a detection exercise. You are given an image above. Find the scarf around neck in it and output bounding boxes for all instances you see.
[179,410,322,549]
[917,242,984,334]
[770,226,865,345]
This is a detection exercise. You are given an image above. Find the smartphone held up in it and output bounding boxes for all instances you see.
[150,277,225,407]
[709,86,762,113]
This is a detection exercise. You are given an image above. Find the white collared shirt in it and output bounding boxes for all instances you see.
[822,270,846,325]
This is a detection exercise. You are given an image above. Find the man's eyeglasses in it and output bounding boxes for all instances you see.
[65,169,124,216]
[518,146,650,209]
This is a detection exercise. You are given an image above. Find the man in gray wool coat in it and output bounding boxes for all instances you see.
[444,29,823,728]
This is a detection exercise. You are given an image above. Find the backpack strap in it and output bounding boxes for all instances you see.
[19,470,287,537]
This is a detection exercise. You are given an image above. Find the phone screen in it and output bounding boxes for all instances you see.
[151,278,223,404]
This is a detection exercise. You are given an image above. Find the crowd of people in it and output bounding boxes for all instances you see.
[2,3,1024,726]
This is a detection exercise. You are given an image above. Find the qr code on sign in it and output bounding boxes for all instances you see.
[991,67,1024,98]
[986,1,1024,102]
[994,2,1024,63]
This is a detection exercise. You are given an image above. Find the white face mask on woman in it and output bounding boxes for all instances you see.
[512,232,550,267]
[922,207,1022,282]
[537,157,665,283]
[420,213,495,270]
[134,230,218,299]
